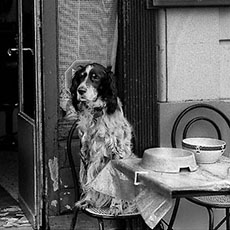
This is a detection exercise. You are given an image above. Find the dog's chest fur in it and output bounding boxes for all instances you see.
[77,105,133,188]
[78,108,131,158]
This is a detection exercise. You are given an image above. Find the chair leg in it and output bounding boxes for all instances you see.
[97,218,104,230]
[159,220,165,230]
[167,198,180,230]
[70,207,79,230]
[226,208,230,230]
[125,219,133,230]
[207,207,214,230]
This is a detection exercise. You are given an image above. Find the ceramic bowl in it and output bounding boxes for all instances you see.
[140,147,198,173]
[182,137,226,164]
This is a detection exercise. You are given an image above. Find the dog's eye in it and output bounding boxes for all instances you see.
[91,73,100,81]
[79,72,86,79]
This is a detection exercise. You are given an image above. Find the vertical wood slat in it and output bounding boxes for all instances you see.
[117,0,158,156]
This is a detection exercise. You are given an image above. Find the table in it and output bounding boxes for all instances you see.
[90,156,230,229]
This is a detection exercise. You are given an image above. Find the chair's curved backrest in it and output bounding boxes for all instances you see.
[66,119,80,202]
[171,103,230,149]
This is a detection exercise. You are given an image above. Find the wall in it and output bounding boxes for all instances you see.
[158,7,230,102]
[157,7,230,230]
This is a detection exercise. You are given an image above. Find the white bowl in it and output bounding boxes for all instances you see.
[182,138,226,164]
[140,147,198,173]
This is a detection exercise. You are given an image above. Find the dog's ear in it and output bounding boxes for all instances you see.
[72,65,84,81]
[106,65,112,72]
[99,68,118,115]
[70,65,84,110]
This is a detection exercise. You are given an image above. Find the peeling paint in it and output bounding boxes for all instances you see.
[63,191,71,195]
[65,205,71,210]
[48,157,59,191]
[0,206,31,228]
[51,200,58,207]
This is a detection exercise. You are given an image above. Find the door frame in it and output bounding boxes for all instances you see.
[40,0,59,229]
[17,0,43,228]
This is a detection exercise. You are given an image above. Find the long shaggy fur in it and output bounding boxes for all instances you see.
[70,63,136,214]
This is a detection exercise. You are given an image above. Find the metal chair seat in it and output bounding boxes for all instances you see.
[187,196,230,208]
[84,206,140,218]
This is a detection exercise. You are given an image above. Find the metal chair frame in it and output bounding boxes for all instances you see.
[66,119,143,230]
[169,103,230,230]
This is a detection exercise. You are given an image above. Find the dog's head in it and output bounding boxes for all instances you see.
[70,63,118,115]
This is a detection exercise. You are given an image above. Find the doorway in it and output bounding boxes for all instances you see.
[0,0,43,229]
[0,0,20,211]
[0,0,33,228]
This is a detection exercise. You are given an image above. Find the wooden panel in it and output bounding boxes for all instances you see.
[116,0,158,156]
[147,0,230,8]
[59,188,75,213]
[42,0,59,220]
[58,119,78,141]
[18,115,35,222]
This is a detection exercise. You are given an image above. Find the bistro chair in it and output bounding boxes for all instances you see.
[170,103,230,230]
[66,119,143,230]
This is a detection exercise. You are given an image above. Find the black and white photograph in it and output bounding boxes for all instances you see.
[0,0,230,229]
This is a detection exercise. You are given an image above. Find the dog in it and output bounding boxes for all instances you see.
[70,63,136,215]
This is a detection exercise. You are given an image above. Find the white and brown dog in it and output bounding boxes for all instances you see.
[70,63,136,215]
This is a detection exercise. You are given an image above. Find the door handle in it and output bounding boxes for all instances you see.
[7,48,18,56]
[7,48,34,56]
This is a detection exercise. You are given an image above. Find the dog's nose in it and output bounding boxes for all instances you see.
[78,86,87,95]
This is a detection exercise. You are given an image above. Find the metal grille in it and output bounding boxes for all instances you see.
[58,0,118,77]
[117,0,158,156]
[58,0,118,113]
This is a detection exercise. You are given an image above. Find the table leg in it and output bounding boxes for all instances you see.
[167,198,180,230]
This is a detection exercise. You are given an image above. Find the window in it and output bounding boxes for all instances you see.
[147,0,230,8]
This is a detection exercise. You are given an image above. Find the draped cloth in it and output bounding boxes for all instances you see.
[90,156,230,229]
[90,160,173,229]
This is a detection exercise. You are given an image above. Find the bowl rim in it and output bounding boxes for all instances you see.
[182,137,226,151]
[144,147,194,158]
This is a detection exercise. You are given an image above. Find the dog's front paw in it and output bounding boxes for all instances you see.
[109,205,122,216]
[109,198,123,216]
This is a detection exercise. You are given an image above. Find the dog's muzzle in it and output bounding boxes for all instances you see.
[77,85,98,102]
[77,86,87,101]
[77,86,87,95]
